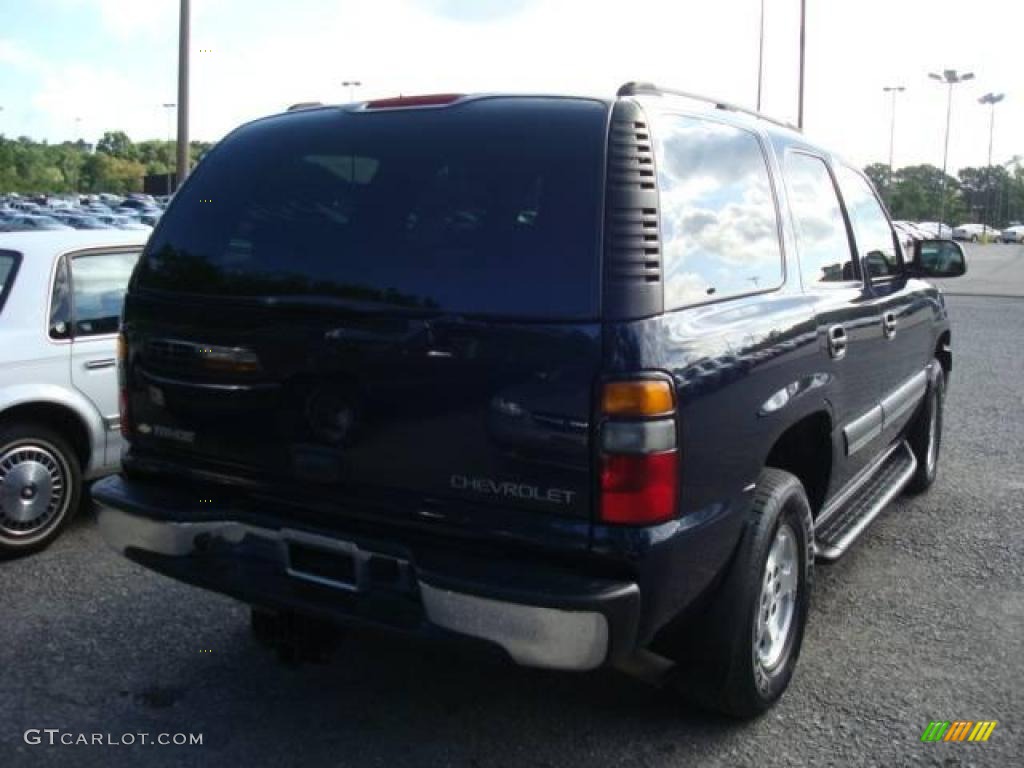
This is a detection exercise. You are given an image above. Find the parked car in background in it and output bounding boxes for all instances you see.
[917,221,953,239]
[952,223,1000,242]
[51,212,116,231]
[93,214,151,231]
[892,221,930,261]
[0,215,73,232]
[95,86,966,718]
[999,225,1024,243]
[0,230,145,556]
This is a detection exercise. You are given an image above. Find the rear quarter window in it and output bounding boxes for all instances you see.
[0,251,21,316]
[653,114,784,309]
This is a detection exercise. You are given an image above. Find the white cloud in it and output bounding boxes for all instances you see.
[4,0,1023,176]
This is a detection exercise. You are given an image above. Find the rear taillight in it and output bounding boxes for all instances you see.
[598,379,678,525]
[117,332,131,438]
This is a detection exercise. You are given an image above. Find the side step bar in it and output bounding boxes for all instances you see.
[814,440,917,562]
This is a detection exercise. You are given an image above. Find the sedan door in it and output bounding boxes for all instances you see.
[67,248,140,468]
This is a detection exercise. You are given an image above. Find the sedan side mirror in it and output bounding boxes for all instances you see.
[911,239,966,278]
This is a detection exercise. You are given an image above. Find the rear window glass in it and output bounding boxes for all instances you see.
[0,252,19,315]
[137,98,607,319]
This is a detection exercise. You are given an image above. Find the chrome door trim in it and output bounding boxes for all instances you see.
[880,369,927,426]
[843,405,882,456]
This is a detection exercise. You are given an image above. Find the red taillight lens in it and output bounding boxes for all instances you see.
[118,389,131,439]
[600,450,678,525]
[365,93,464,109]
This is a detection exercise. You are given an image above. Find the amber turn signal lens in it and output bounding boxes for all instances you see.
[601,380,674,417]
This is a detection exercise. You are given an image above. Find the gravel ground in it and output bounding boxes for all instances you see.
[1,294,1021,768]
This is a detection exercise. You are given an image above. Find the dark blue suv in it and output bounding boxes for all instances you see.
[94,84,966,717]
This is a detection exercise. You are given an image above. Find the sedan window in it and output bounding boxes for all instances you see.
[69,251,140,337]
[0,251,20,315]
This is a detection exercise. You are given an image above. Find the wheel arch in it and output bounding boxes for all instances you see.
[763,409,832,517]
[0,390,102,475]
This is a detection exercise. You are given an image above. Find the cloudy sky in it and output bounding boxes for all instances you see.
[0,0,1020,173]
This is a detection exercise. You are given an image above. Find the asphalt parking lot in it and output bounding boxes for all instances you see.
[2,246,1022,767]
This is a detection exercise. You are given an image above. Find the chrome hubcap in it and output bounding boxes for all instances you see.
[0,444,68,538]
[755,523,799,672]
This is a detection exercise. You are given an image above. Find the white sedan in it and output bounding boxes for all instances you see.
[1000,225,1024,244]
[952,223,1000,242]
[0,230,145,555]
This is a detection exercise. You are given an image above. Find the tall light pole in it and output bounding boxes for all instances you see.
[342,80,362,103]
[162,103,176,195]
[978,92,1004,228]
[175,0,190,192]
[756,0,765,111]
[928,69,974,227]
[797,0,806,129]
[883,86,905,203]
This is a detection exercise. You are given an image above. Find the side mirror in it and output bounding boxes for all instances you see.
[911,239,966,278]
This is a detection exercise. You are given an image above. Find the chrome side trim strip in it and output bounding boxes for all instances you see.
[844,405,883,456]
[881,370,927,427]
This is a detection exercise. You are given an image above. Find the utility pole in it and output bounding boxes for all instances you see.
[342,80,362,103]
[978,92,1005,229]
[797,0,806,130]
[928,69,974,228]
[162,103,176,196]
[883,86,905,204]
[176,0,190,192]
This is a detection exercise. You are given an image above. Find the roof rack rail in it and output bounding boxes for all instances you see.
[616,81,800,133]
[286,101,323,112]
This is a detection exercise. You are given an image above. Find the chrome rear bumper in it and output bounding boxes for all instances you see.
[97,506,624,671]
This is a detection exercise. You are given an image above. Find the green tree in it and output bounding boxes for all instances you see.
[96,130,138,161]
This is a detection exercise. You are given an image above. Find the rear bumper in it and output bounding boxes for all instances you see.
[94,477,640,671]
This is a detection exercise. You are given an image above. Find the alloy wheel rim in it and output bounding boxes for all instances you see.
[0,444,69,539]
[755,523,799,672]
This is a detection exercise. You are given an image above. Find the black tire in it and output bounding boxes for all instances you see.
[674,469,813,718]
[970,235,979,243]
[0,422,82,558]
[905,362,945,495]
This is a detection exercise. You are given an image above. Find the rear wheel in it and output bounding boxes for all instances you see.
[674,469,813,717]
[0,423,82,558]
[905,362,945,494]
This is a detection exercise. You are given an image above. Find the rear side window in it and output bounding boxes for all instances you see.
[783,153,858,285]
[653,114,783,309]
[69,251,140,336]
[835,166,900,278]
[136,99,607,319]
[0,251,19,315]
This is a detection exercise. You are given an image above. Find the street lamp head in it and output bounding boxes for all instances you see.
[883,85,906,93]
[928,72,943,81]
[960,72,975,82]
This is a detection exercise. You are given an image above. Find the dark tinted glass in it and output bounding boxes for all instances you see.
[835,166,900,278]
[653,114,783,309]
[137,99,606,318]
[49,257,70,337]
[784,153,857,284]
[70,251,139,336]
[0,252,18,314]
